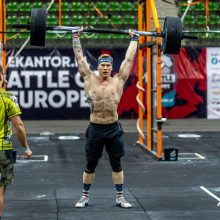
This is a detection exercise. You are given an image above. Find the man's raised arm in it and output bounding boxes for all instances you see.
[72,30,91,79]
[118,31,138,83]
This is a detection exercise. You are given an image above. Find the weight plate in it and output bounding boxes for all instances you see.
[163,17,182,54]
[30,8,47,46]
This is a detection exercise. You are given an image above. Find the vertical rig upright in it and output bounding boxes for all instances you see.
[136,0,164,160]
[0,0,6,79]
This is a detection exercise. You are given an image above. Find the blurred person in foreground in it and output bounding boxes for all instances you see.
[0,65,32,218]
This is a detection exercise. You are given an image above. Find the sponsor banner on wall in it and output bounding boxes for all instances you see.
[207,48,220,119]
[6,49,90,119]
[5,47,207,120]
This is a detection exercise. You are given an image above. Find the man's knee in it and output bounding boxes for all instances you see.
[85,160,98,173]
[110,157,122,172]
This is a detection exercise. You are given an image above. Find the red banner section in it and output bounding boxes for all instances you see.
[163,47,207,118]
[119,47,207,119]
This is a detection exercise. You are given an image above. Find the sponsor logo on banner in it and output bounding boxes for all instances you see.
[161,55,177,107]
[207,48,220,119]
[211,57,219,65]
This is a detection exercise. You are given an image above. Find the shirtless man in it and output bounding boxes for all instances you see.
[72,29,138,208]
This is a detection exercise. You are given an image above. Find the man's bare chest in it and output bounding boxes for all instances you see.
[90,84,118,100]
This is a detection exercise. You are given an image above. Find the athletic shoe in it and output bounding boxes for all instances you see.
[116,197,132,208]
[75,196,89,208]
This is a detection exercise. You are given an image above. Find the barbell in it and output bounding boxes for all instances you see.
[12,8,199,54]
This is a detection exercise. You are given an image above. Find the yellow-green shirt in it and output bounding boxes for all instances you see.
[0,88,21,150]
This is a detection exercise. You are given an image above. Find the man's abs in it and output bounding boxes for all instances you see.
[90,112,118,124]
[90,97,119,124]
[86,75,122,124]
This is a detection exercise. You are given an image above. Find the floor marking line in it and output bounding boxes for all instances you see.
[200,186,220,206]
[178,152,205,160]
[44,155,48,161]
[16,155,48,163]
[178,157,203,160]
[194,153,205,159]
[179,153,200,155]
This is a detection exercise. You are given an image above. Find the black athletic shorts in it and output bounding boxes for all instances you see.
[85,122,125,161]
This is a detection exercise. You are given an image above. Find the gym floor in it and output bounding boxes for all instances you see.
[2,119,220,220]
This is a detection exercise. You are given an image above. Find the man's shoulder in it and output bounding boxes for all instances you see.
[112,74,121,82]
[1,90,16,100]
[112,73,119,78]
[89,72,100,81]
[1,91,19,105]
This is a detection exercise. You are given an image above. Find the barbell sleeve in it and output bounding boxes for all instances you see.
[134,30,159,37]
[183,30,220,34]
[182,33,199,39]
[50,26,81,31]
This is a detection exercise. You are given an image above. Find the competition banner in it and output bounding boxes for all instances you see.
[207,48,220,119]
[6,47,207,120]
[6,49,90,119]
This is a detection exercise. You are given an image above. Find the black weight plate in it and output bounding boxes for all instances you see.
[163,17,182,54]
[30,8,47,46]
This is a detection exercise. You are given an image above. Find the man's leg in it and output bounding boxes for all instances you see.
[81,171,95,199]
[112,170,124,184]
[110,157,132,208]
[0,186,6,217]
[75,161,98,208]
